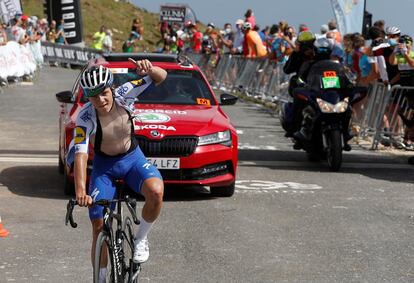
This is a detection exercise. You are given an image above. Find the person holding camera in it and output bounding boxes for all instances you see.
[389,34,414,106]
[271,26,295,63]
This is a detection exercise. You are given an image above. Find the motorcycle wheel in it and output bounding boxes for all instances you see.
[327,130,342,172]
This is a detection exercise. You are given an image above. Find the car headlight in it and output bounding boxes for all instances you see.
[316,97,349,113]
[198,130,232,146]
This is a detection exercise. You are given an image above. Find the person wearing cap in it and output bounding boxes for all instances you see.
[231,19,244,55]
[316,24,329,39]
[242,22,267,58]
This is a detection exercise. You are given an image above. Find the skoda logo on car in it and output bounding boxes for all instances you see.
[136,113,171,123]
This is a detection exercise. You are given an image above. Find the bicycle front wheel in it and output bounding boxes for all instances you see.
[94,232,116,283]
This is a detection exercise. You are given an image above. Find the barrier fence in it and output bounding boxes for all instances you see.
[189,53,414,151]
[185,53,291,103]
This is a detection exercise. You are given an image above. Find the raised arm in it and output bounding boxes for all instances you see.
[128,58,167,85]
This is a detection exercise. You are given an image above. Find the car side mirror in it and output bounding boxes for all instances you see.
[56,91,73,104]
[220,93,238,105]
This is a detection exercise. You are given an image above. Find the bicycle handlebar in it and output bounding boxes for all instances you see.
[65,196,140,229]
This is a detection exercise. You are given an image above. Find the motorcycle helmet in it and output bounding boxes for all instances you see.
[80,65,114,98]
[314,37,334,55]
[297,31,316,43]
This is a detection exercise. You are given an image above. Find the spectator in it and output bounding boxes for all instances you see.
[122,31,140,52]
[327,20,341,44]
[385,26,402,84]
[47,20,57,43]
[189,23,203,53]
[343,33,354,70]
[242,22,267,58]
[0,22,8,46]
[92,25,106,50]
[102,29,113,52]
[204,22,219,53]
[298,24,309,32]
[55,18,67,45]
[389,35,414,149]
[219,23,234,54]
[244,9,255,29]
[13,15,29,45]
[231,19,244,55]
[373,20,385,33]
[131,18,144,39]
[316,24,329,39]
[38,18,49,42]
[265,24,279,55]
[158,21,170,51]
[270,26,295,63]
[258,26,269,43]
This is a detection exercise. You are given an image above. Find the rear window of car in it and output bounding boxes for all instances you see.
[113,69,217,105]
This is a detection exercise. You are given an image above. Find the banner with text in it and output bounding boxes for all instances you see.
[330,0,365,35]
[0,0,22,23]
[160,5,186,24]
[41,42,101,65]
[43,0,84,45]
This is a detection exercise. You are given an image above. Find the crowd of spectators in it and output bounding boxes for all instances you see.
[153,9,414,155]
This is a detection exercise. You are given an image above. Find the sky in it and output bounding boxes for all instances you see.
[133,0,414,35]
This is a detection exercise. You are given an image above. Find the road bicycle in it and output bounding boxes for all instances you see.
[65,183,141,283]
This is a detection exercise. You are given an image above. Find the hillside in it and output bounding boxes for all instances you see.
[21,0,162,51]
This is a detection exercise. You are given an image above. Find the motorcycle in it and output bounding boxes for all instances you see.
[280,60,366,171]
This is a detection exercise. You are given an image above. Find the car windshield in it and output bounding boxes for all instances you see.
[113,69,216,105]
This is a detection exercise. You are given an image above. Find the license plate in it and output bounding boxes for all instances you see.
[147,158,180,170]
[321,76,340,89]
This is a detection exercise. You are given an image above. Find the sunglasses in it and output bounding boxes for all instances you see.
[83,84,107,98]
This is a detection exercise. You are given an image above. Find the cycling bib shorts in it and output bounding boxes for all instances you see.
[88,146,162,220]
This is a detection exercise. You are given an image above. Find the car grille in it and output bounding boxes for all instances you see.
[159,161,233,180]
[135,136,198,157]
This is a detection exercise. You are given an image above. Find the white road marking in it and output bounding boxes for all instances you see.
[238,143,278,150]
[236,130,244,135]
[235,180,322,194]
[0,154,57,164]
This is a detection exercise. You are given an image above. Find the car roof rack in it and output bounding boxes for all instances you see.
[102,53,179,63]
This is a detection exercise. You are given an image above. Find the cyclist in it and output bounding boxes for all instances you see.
[66,58,167,280]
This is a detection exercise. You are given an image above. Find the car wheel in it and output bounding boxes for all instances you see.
[64,168,75,196]
[210,182,235,197]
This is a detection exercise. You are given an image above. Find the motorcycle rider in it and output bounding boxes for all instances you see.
[282,31,318,141]
[284,31,354,150]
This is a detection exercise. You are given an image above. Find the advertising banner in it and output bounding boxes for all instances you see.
[330,0,366,35]
[41,41,100,65]
[43,0,84,45]
[0,0,22,23]
[160,5,186,24]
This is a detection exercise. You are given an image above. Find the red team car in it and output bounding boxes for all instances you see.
[56,54,238,197]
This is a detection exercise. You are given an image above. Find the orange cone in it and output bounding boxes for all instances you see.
[0,216,9,238]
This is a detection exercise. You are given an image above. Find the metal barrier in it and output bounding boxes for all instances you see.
[188,53,413,151]
[185,53,291,103]
[353,82,414,149]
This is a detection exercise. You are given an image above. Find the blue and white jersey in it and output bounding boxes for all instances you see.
[66,76,154,166]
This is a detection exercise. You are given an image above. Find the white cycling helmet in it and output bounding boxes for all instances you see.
[385,26,401,35]
[80,65,114,97]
